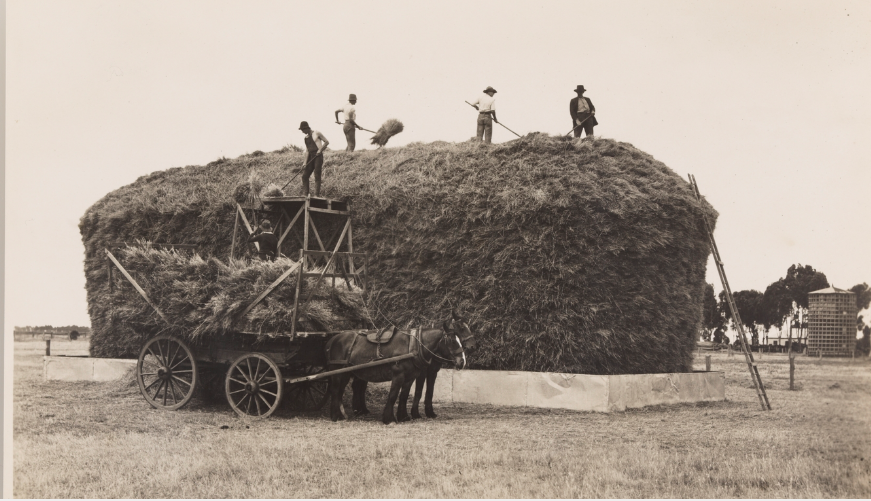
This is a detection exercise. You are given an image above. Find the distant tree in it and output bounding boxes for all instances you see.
[762,264,829,331]
[713,326,727,345]
[700,283,720,341]
[857,325,871,356]
[721,289,766,345]
[849,283,871,311]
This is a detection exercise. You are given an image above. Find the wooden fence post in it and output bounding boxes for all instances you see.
[45,336,51,356]
[705,355,711,372]
[789,353,795,390]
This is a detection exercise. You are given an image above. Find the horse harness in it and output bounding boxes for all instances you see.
[335,327,455,369]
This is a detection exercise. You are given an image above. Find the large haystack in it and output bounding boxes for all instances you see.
[80,134,716,373]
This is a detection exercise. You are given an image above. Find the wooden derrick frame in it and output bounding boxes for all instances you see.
[232,197,369,336]
[106,196,369,342]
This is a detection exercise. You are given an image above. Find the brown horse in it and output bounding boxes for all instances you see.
[324,318,469,424]
[351,311,475,420]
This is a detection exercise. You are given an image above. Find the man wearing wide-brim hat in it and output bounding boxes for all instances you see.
[298,121,329,197]
[334,93,364,152]
[569,85,597,138]
[470,86,499,144]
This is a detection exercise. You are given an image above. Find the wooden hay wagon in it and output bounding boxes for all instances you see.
[106,196,410,419]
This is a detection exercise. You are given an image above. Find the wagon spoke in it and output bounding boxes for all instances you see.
[259,377,277,386]
[255,358,262,382]
[235,365,250,382]
[162,380,169,406]
[157,340,166,366]
[246,394,253,414]
[146,347,161,365]
[172,369,194,373]
[254,394,263,415]
[257,392,273,409]
[229,377,247,386]
[246,358,254,383]
[228,388,247,395]
[166,341,179,370]
[139,372,158,377]
[171,375,192,388]
[170,348,189,370]
[259,388,278,398]
[236,393,250,408]
[147,378,163,397]
[168,379,178,405]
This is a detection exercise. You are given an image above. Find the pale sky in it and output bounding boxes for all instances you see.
[5,0,871,335]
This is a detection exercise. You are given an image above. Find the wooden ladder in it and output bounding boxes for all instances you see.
[689,174,771,411]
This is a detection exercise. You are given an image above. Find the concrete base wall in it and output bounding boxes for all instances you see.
[44,356,724,412]
[429,369,724,412]
[44,356,135,382]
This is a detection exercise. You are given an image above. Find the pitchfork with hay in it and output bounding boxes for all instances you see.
[369,119,404,147]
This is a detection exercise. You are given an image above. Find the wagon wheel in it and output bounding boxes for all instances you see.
[284,365,330,412]
[225,353,284,419]
[137,335,198,411]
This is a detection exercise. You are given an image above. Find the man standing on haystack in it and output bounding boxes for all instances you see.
[334,93,364,151]
[569,85,597,137]
[298,121,329,197]
[470,86,499,144]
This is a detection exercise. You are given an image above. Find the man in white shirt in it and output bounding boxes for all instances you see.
[299,121,329,197]
[334,94,363,151]
[470,86,499,144]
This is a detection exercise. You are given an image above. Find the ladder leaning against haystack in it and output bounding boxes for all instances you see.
[688,174,771,411]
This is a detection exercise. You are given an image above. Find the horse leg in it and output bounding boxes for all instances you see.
[424,366,440,418]
[329,373,352,422]
[381,375,405,425]
[351,378,370,416]
[396,378,415,423]
[410,373,426,420]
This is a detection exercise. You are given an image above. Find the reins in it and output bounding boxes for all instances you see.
[399,329,462,364]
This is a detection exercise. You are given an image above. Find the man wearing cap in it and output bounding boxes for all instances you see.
[298,121,329,197]
[246,220,278,261]
[334,94,363,152]
[470,86,499,144]
[569,85,597,138]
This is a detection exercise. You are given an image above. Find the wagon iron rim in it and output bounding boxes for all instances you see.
[136,335,198,411]
[225,353,284,419]
[284,365,329,412]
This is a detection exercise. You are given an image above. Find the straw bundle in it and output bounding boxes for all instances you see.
[88,245,367,358]
[370,119,404,147]
[81,134,716,373]
[260,183,285,198]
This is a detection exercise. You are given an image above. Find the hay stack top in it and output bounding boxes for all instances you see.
[81,134,717,373]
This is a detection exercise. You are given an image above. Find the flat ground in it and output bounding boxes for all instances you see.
[13,339,871,498]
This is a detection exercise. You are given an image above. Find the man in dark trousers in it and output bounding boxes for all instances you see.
[334,93,363,151]
[246,220,278,261]
[569,85,597,137]
[298,121,329,197]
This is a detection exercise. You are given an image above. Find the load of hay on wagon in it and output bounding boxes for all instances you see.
[80,134,716,373]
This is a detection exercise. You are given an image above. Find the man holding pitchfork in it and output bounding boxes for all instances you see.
[298,121,329,197]
[569,85,597,138]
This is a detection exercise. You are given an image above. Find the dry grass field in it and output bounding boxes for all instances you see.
[13,339,871,498]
